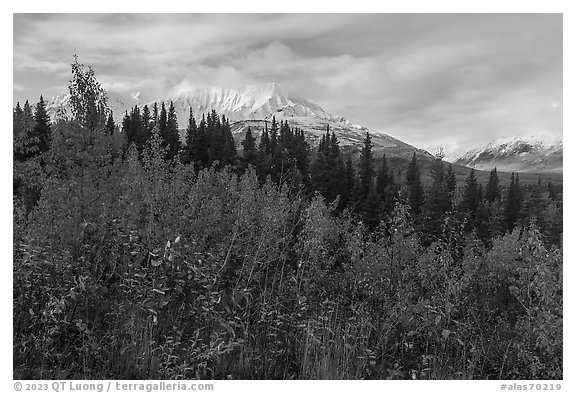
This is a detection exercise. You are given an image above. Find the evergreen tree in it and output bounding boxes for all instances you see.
[121,111,131,143]
[258,123,271,156]
[269,116,278,153]
[343,156,356,208]
[375,152,390,193]
[363,186,381,232]
[406,152,424,216]
[327,131,346,204]
[292,128,310,186]
[475,200,493,246]
[310,130,331,197]
[423,155,451,243]
[182,107,197,165]
[503,172,523,231]
[221,115,237,167]
[375,152,396,215]
[241,127,258,169]
[33,95,51,154]
[13,101,23,135]
[485,167,501,203]
[22,101,35,137]
[141,104,152,144]
[522,180,547,228]
[460,169,480,214]
[446,163,456,195]
[152,102,159,126]
[165,101,180,160]
[123,106,143,151]
[14,101,37,161]
[105,112,115,136]
[357,132,374,202]
[208,111,224,166]
[191,114,210,168]
[159,102,168,139]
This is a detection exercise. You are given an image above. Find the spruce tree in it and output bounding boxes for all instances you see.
[256,124,271,183]
[159,102,168,140]
[522,180,546,228]
[241,127,258,169]
[165,101,180,160]
[343,155,356,208]
[125,106,142,150]
[269,116,278,153]
[357,132,374,202]
[485,167,501,203]
[33,95,51,154]
[14,100,40,161]
[121,111,131,140]
[152,102,159,126]
[503,172,523,231]
[423,156,451,243]
[208,112,224,166]
[13,101,23,135]
[292,128,310,185]
[310,131,330,197]
[460,169,480,214]
[221,116,237,167]
[375,152,397,216]
[182,107,197,165]
[13,101,34,161]
[193,114,209,168]
[375,153,390,197]
[105,112,115,136]
[258,124,271,156]
[141,104,152,145]
[363,186,381,232]
[446,163,456,195]
[327,131,346,204]
[406,152,424,216]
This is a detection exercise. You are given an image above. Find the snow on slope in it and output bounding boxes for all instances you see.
[45,82,430,156]
[454,135,563,173]
[46,90,141,122]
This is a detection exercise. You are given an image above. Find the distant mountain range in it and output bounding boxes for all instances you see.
[45,82,434,163]
[45,85,562,175]
[453,135,563,173]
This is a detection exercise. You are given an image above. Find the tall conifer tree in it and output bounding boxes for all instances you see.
[485,167,501,203]
[105,112,115,136]
[357,132,374,202]
[33,95,51,154]
[460,169,480,214]
[182,107,197,164]
[504,173,523,231]
[406,152,424,216]
[241,126,258,169]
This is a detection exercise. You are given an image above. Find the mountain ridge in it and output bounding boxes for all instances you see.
[453,135,563,173]
[45,83,434,160]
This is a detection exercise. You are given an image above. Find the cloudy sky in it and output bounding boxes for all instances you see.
[13,13,562,153]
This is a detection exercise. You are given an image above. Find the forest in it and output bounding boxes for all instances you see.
[13,60,562,380]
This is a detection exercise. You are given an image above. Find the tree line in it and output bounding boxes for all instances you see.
[15,86,562,248]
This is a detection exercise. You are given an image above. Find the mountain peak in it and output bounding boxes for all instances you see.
[454,135,563,173]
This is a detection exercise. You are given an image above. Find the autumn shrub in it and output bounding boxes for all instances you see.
[13,126,562,379]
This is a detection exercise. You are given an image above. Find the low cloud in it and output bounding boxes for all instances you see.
[13,14,562,150]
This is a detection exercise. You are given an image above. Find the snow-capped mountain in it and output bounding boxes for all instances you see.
[45,83,433,159]
[46,90,141,122]
[454,135,563,173]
